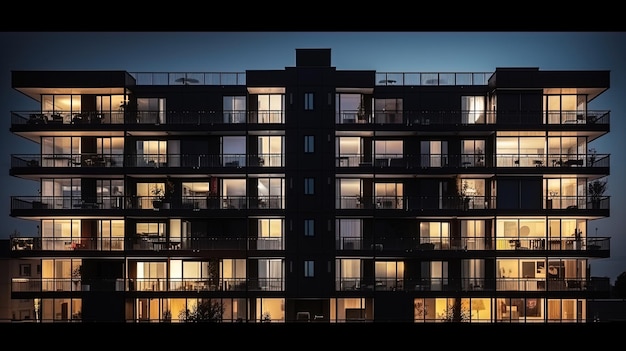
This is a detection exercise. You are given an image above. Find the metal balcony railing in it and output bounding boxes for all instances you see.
[336,277,608,292]
[11,109,285,126]
[10,236,286,252]
[334,109,610,126]
[334,236,610,253]
[333,153,608,169]
[12,109,610,127]
[11,153,284,169]
[10,195,286,211]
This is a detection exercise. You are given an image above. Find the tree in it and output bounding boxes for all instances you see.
[588,179,607,209]
[614,272,626,298]
[179,299,224,323]
[440,299,471,322]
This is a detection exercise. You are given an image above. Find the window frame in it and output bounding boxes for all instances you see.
[304,135,315,153]
[304,92,314,111]
[304,177,315,195]
[304,260,315,278]
[304,219,315,237]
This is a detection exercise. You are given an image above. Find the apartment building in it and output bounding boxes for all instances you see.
[7,48,611,323]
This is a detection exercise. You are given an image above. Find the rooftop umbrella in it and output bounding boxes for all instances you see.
[175,77,200,85]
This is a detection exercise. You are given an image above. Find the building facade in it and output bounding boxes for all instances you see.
[7,48,611,323]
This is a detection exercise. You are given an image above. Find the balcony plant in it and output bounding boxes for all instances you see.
[151,178,175,209]
[588,148,597,166]
[163,310,171,323]
[178,299,224,323]
[72,265,82,290]
[151,185,164,208]
[162,177,175,209]
[476,147,484,166]
[588,179,607,209]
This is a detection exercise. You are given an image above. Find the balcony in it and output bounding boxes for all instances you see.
[335,108,610,127]
[334,236,610,254]
[10,236,287,253]
[10,194,286,213]
[335,277,610,293]
[11,108,286,128]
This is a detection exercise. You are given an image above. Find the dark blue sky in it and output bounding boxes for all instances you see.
[1,32,624,281]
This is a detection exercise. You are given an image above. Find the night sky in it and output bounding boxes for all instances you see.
[1,32,624,282]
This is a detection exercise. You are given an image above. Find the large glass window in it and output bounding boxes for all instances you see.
[336,93,369,124]
[258,135,284,167]
[461,96,486,124]
[41,178,81,209]
[137,140,167,167]
[496,135,545,167]
[257,177,284,209]
[336,219,361,249]
[137,98,166,124]
[223,96,246,123]
[257,94,284,123]
[336,258,361,290]
[421,140,448,167]
[182,182,209,209]
[258,219,284,250]
[544,94,586,124]
[97,179,124,209]
[41,219,81,250]
[97,94,126,124]
[336,178,362,209]
[461,220,486,250]
[545,178,586,209]
[420,222,450,249]
[460,179,486,209]
[137,182,164,209]
[222,136,246,167]
[42,94,81,123]
[375,261,404,290]
[374,182,403,209]
[221,178,246,209]
[374,140,403,167]
[257,259,284,291]
[462,140,485,167]
[336,136,362,167]
[374,98,403,124]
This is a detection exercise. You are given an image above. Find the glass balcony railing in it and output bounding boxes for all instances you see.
[332,153,609,169]
[11,109,285,126]
[12,109,610,127]
[335,109,610,126]
[11,153,284,169]
[334,236,610,253]
[336,277,608,292]
[10,277,267,293]
[10,236,286,252]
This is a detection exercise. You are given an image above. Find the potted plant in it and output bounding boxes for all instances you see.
[588,148,597,166]
[476,147,484,166]
[162,177,175,209]
[163,310,171,323]
[588,179,607,209]
[72,265,82,290]
[151,185,165,209]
